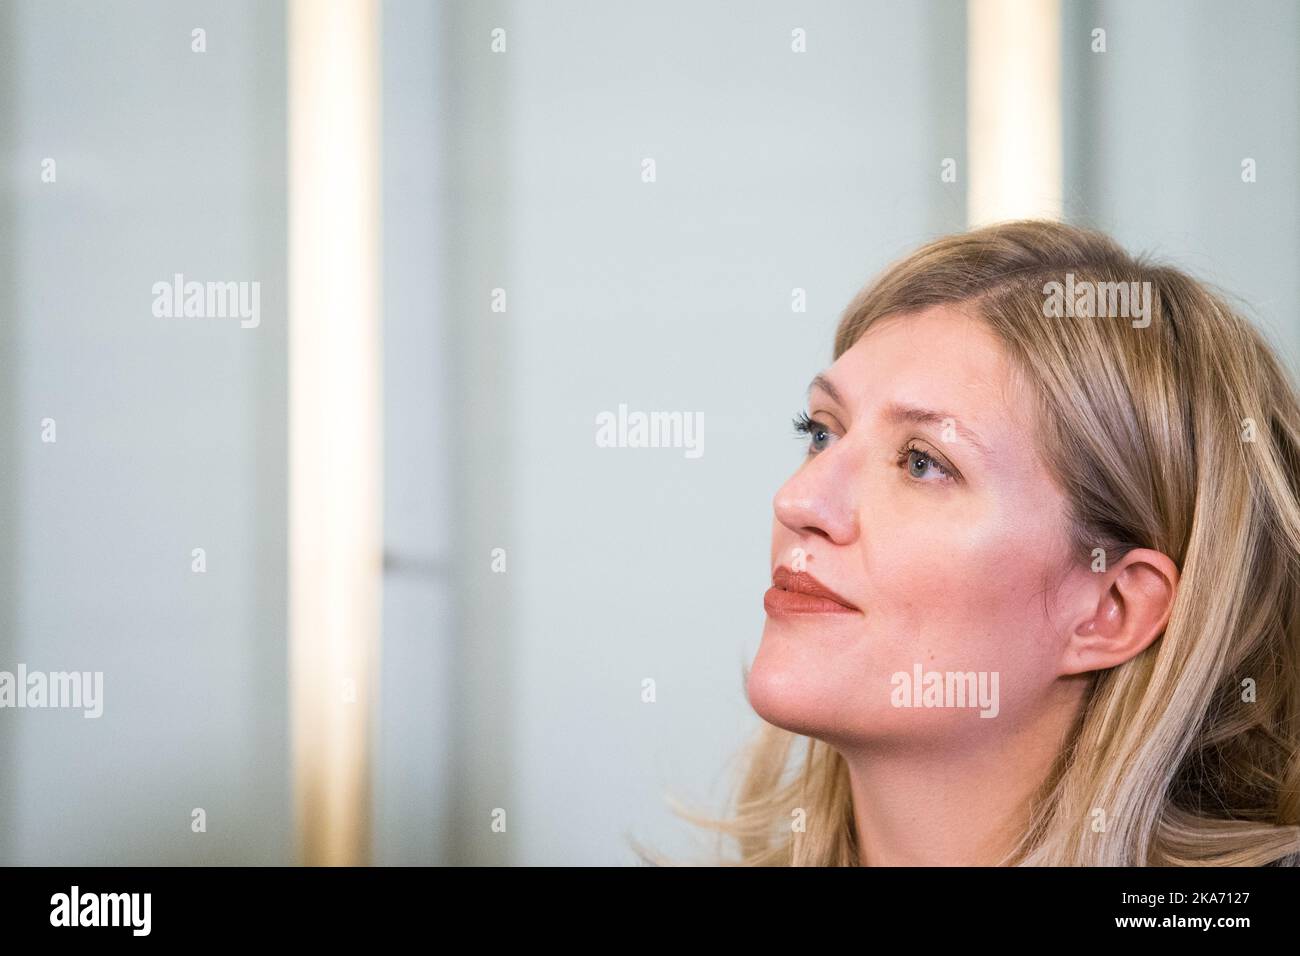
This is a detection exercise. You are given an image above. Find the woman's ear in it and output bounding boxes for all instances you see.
[1061,548,1180,676]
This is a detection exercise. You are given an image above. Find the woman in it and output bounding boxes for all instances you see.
[642,220,1300,866]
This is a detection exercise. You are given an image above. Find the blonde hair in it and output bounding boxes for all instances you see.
[635,220,1300,866]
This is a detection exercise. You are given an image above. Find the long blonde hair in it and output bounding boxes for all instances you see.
[637,220,1300,866]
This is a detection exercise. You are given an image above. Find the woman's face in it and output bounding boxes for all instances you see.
[748,304,1082,750]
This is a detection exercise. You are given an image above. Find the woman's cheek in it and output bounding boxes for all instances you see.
[863,540,1020,660]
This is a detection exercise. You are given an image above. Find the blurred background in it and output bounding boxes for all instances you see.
[0,0,1296,865]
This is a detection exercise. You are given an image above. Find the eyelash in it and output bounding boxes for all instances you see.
[896,440,957,482]
[792,411,831,451]
[792,411,959,483]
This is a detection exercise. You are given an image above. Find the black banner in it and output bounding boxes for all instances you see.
[0,865,1290,942]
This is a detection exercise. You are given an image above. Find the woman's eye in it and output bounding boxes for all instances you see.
[793,412,836,454]
[902,446,953,482]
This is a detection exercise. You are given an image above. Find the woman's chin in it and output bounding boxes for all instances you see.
[747,644,908,746]
[746,651,831,737]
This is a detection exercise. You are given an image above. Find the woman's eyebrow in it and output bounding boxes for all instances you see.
[807,373,844,406]
[808,375,992,462]
[880,401,992,460]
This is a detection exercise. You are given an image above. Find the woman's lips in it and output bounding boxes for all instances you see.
[763,566,861,615]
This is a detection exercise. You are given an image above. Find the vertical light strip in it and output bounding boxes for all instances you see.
[288,0,382,866]
[967,0,1063,226]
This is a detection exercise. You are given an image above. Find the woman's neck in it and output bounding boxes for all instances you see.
[842,682,1086,866]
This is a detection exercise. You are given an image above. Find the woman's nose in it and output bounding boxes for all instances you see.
[772,453,859,545]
